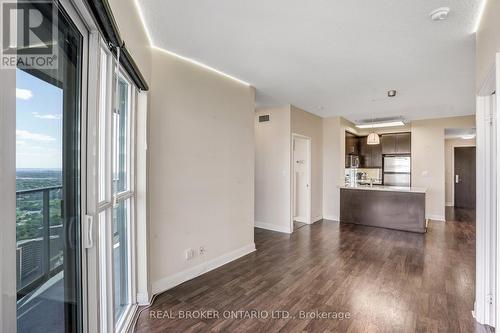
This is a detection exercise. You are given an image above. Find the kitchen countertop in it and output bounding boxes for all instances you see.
[339,184,427,193]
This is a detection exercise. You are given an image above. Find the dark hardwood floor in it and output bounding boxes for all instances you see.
[293,221,307,231]
[446,206,476,223]
[135,211,492,332]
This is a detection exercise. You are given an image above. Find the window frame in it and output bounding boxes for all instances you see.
[95,39,138,332]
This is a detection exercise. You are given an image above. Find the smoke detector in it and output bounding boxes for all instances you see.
[430,7,450,21]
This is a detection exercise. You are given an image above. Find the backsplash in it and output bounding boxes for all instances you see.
[345,168,382,185]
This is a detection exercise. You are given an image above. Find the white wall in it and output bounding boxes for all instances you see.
[291,106,323,222]
[322,117,341,221]
[255,106,292,233]
[476,0,500,88]
[148,48,256,294]
[322,117,359,220]
[411,116,476,221]
[444,138,476,206]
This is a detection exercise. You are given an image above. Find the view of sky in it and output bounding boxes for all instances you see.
[16,69,63,169]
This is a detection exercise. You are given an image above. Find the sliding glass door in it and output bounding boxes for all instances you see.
[15,1,85,332]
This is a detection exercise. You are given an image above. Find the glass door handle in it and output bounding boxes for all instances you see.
[83,215,94,248]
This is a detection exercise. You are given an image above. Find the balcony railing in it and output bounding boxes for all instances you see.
[16,186,63,299]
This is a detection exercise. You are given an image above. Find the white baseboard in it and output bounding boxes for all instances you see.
[136,292,151,306]
[312,215,323,223]
[427,215,446,222]
[294,216,307,223]
[255,221,292,234]
[151,243,256,295]
[445,202,454,207]
[322,215,339,222]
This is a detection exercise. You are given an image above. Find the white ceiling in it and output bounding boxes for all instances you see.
[138,0,483,122]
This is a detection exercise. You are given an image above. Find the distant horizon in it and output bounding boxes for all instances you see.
[16,168,62,171]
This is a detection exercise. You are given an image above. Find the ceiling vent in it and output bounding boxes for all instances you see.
[430,7,450,21]
[259,115,270,122]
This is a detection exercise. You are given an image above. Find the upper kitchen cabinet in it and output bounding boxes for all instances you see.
[381,133,411,155]
[371,142,383,167]
[359,137,382,168]
[396,132,411,154]
[345,132,359,155]
[381,134,397,154]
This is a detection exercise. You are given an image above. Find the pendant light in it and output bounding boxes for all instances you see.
[367,113,380,145]
[367,132,380,145]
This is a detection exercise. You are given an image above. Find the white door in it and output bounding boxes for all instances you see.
[293,136,311,224]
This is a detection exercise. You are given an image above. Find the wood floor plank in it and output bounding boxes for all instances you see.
[135,210,494,333]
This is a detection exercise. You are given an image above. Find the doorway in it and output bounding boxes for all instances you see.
[444,128,477,222]
[292,134,311,231]
[454,147,476,209]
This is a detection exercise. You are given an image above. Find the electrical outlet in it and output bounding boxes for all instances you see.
[185,248,196,260]
[199,246,206,256]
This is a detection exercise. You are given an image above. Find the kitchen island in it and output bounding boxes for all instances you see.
[339,185,426,233]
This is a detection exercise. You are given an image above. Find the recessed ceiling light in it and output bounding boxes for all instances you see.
[430,7,450,21]
[356,121,405,129]
[461,134,476,140]
[388,90,397,97]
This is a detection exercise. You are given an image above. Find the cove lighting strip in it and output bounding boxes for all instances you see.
[151,46,251,86]
[474,0,487,33]
[356,121,405,129]
[133,0,251,86]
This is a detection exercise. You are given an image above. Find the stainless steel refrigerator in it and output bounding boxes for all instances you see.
[383,156,411,186]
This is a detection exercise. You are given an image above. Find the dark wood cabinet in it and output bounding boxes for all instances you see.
[345,132,359,155]
[345,131,410,168]
[358,136,382,168]
[381,134,397,154]
[371,142,382,167]
[345,132,359,168]
[358,137,370,167]
[381,132,411,155]
[396,133,411,154]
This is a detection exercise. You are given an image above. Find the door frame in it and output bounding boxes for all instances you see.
[56,1,94,332]
[0,18,17,332]
[58,0,106,332]
[291,133,312,231]
[0,0,95,331]
[445,140,476,207]
[475,53,498,327]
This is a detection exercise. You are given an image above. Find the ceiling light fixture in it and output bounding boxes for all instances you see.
[366,113,380,145]
[461,134,476,140]
[367,132,380,145]
[388,90,397,97]
[356,121,405,129]
[429,7,450,21]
